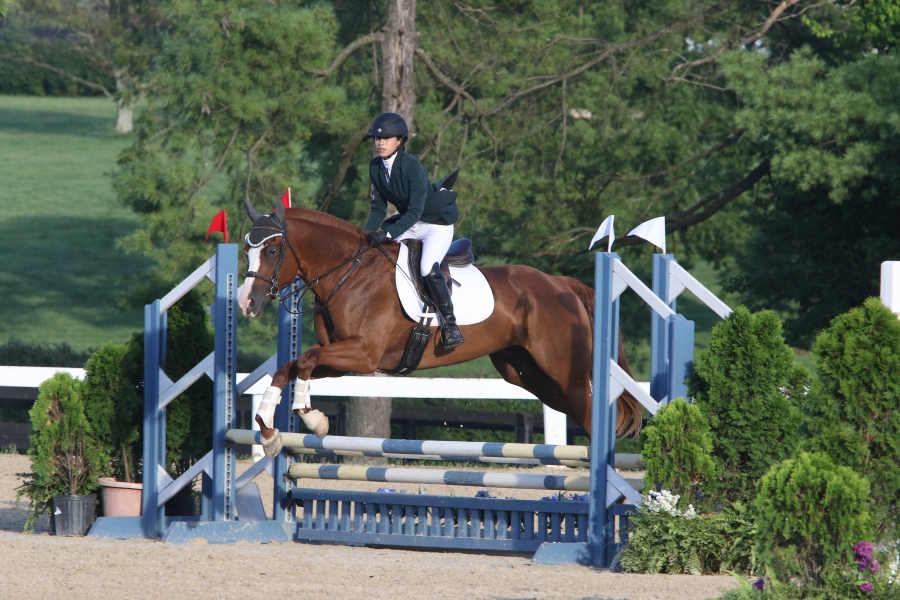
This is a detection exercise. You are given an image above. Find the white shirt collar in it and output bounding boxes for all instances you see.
[382,152,398,179]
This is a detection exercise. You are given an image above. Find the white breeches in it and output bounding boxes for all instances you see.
[395,222,455,276]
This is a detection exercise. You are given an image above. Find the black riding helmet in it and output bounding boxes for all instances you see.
[367,112,408,141]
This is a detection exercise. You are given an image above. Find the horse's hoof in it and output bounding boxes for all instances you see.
[260,429,283,457]
[300,409,329,438]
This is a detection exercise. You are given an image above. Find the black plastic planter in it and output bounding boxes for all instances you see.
[51,495,96,536]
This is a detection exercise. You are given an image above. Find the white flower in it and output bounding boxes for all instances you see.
[645,490,696,518]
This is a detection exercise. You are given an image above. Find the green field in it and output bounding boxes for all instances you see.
[0,96,148,351]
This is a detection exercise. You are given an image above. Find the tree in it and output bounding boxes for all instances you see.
[0,0,163,132]
[721,48,900,346]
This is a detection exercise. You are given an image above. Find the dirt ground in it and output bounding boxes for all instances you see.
[0,453,738,600]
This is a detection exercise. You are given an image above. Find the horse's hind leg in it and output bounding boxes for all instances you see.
[489,347,591,436]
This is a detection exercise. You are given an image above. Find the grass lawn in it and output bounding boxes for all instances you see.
[0,95,148,352]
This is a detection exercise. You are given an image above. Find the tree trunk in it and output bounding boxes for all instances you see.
[381,0,417,133]
[344,374,393,466]
[114,69,133,134]
[115,98,134,134]
[345,0,418,457]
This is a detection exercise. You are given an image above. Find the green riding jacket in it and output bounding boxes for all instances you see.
[363,149,458,239]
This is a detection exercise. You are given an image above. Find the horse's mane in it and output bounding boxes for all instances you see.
[289,207,362,237]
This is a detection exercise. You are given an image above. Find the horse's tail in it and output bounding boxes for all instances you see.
[560,277,643,438]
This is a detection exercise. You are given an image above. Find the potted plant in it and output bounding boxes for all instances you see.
[17,372,105,535]
[81,340,144,516]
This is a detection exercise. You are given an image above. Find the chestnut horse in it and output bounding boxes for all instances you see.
[237,202,641,457]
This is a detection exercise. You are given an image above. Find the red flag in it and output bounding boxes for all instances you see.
[278,187,291,210]
[204,210,228,244]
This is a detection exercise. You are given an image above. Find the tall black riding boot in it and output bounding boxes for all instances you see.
[423,262,465,349]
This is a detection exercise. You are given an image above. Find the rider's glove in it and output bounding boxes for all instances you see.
[366,230,391,247]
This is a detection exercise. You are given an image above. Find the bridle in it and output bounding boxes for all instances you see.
[244,220,373,315]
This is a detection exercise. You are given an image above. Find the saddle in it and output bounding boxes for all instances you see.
[384,238,475,377]
[403,238,475,300]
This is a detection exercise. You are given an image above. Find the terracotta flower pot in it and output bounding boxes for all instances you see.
[98,477,142,517]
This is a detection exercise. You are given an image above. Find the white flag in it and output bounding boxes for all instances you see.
[588,215,615,252]
[627,216,667,254]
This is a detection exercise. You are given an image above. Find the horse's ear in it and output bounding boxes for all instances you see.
[274,200,285,223]
[244,197,264,222]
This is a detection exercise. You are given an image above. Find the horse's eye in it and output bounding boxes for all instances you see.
[267,247,278,256]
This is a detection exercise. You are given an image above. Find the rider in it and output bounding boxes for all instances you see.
[362,112,465,349]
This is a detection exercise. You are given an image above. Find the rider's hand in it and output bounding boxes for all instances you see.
[366,230,390,247]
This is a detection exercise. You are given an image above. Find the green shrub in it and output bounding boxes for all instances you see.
[641,398,715,506]
[803,297,900,540]
[16,372,105,530]
[688,307,808,503]
[81,342,143,482]
[618,494,755,575]
[753,452,873,586]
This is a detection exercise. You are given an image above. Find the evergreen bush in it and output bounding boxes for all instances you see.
[688,307,808,503]
[753,452,873,586]
[803,297,900,540]
[16,372,105,530]
[80,342,143,482]
[641,398,715,506]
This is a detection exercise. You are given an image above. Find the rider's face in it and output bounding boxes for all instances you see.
[374,136,402,158]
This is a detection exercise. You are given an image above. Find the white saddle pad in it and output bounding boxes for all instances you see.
[395,243,495,325]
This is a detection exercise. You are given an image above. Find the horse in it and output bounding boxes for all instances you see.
[237,201,641,457]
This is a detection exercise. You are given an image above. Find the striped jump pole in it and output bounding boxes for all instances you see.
[287,464,590,491]
[225,430,590,462]
[287,447,590,467]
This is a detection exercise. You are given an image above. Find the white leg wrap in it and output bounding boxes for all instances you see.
[291,379,311,413]
[255,386,282,429]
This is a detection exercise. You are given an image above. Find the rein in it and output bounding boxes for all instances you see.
[244,221,372,316]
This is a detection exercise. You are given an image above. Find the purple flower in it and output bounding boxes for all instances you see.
[869,560,880,573]
[860,582,874,594]
[752,578,765,590]
[854,542,874,561]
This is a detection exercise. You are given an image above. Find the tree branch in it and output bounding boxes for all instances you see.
[196,129,239,193]
[611,129,745,183]
[8,57,114,99]
[318,128,370,213]
[415,48,482,112]
[666,0,824,81]
[483,2,734,117]
[611,158,770,250]
[305,32,385,78]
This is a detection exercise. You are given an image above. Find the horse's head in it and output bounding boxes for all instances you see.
[238,199,295,317]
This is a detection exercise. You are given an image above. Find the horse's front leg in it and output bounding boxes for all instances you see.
[255,337,381,456]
